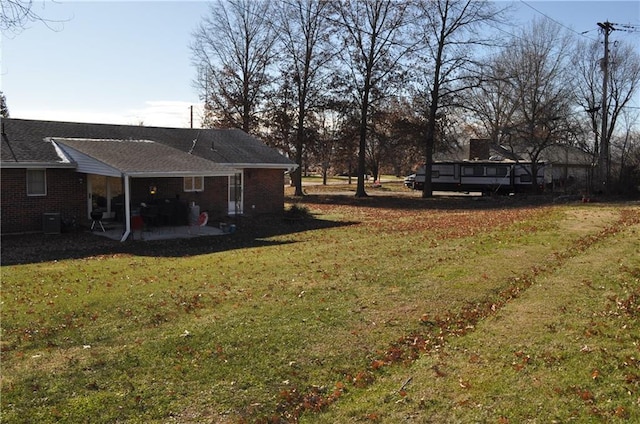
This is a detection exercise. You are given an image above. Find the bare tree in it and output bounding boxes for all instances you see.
[273,0,333,196]
[464,56,519,145]
[312,97,359,183]
[191,0,277,133]
[573,37,640,191]
[573,39,602,158]
[605,42,640,145]
[1,0,66,36]
[1,0,43,33]
[311,103,342,185]
[331,0,414,197]
[414,0,506,197]
[611,109,640,193]
[498,18,576,191]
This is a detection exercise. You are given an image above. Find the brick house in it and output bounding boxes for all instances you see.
[1,118,296,239]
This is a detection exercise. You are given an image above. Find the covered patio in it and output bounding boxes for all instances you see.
[51,137,237,241]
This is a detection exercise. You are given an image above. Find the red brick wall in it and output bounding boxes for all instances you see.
[1,169,285,234]
[134,170,286,219]
[129,176,229,220]
[243,168,285,216]
[1,168,87,234]
[203,176,229,219]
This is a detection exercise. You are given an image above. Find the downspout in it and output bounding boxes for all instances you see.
[120,174,132,242]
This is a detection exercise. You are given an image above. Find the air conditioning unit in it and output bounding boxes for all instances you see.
[43,213,61,234]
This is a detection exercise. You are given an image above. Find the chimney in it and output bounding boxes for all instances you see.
[469,139,490,160]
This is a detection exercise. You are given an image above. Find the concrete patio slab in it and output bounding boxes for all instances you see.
[90,224,225,241]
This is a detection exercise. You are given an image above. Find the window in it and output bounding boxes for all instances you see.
[462,165,484,176]
[486,166,508,177]
[183,176,204,192]
[437,165,455,176]
[27,169,46,196]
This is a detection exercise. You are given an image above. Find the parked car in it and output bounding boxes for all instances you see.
[404,173,416,189]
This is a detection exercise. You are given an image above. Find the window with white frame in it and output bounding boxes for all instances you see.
[27,169,47,196]
[183,176,204,192]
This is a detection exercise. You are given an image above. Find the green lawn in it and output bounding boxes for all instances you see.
[2,197,639,423]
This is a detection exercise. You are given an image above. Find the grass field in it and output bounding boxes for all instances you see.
[1,192,639,423]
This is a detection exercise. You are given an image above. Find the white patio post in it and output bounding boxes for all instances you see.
[120,174,132,242]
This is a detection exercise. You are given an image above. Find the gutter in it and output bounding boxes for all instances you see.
[126,170,235,178]
[0,161,76,169]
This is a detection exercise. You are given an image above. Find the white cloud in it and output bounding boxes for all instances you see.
[126,101,204,128]
[10,101,205,129]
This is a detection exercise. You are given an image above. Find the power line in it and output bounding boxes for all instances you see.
[519,0,599,41]
[609,22,640,33]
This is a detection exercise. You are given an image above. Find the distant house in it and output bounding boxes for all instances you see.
[464,139,593,193]
[1,118,296,238]
[538,144,594,193]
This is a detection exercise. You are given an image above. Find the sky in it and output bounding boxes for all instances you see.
[1,0,639,129]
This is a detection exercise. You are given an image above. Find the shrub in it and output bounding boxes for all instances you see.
[284,204,312,220]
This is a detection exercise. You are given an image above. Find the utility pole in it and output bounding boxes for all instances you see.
[597,21,614,194]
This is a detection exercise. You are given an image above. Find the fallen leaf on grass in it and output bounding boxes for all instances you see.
[458,379,471,389]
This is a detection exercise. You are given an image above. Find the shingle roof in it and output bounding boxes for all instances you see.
[539,144,594,165]
[54,138,234,177]
[1,118,295,169]
[2,128,67,165]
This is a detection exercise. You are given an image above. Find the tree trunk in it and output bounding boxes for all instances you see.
[422,13,446,199]
[422,88,439,198]
[293,117,305,196]
[356,81,370,197]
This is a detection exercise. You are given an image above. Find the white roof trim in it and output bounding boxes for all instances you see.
[51,140,73,163]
